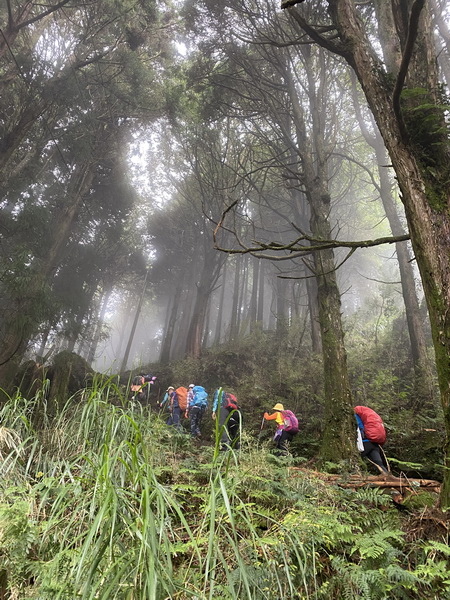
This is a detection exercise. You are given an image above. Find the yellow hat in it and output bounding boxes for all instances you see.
[272,403,284,411]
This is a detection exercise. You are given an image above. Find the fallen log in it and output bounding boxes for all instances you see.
[288,467,441,500]
[336,478,441,495]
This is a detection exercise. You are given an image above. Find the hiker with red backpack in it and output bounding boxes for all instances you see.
[263,403,299,455]
[354,405,389,473]
[212,387,242,451]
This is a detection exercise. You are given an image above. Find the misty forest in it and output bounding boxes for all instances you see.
[2,0,450,598]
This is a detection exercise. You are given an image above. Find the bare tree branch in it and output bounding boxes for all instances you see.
[18,0,73,31]
[284,5,349,59]
[214,213,410,259]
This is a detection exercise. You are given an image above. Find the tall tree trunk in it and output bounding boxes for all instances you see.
[114,298,133,364]
[237,254,249,335]
[160,273,185,364]
[285,49,355,461]
[306,275,321,353]
[374,139,435,405]
[202,299,212,349]
[120,271,148,372]
[291,280,301,320]
[67,305,92,354]
[66,333,78,354]
[36,324,52,364]
[214,260,227,345]
[185,249,224,358]
[257,260,265,327]
[310,197,354,462]
[275,275,289,337]
[249,256,260,332]
[172,287,195,361]
[87,288,112,366]
[268,275,277,331]
[289,169,321,352]
[229,254,242,341]
[185,287,210,358]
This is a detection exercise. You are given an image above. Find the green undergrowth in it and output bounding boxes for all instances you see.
[0,383,449,599]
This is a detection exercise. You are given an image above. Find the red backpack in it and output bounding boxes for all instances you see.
[354,406,386,445]
[224,392,239,411]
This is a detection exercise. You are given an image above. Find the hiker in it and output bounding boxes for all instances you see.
[130,374,146,401]
[263,403,299,455]
[212,387,241,451]
[175,386,189,418]
[163,386,182,430]
[142,374,157,402]
[186,385,208,438]
[130,373,156,402]
[186,384,195,407]
[354,405,389,473]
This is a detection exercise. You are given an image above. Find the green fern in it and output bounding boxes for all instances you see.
[352,529,404,560]
[0,387,446,599]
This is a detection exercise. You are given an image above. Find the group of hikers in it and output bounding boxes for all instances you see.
[160,384,242,451]
[131,377,299,453]
[159,384,303,454]
[129,375,389,470]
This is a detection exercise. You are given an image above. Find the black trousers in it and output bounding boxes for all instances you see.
[361,441,388,472]
[190,405,205,437]
[167,405,181,429]
[275,430,295,455]
[218,406,241,449]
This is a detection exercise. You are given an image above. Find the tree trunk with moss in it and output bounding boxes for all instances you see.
[311,203,355,463]
[351,73,436,406]
[284,48,356,462]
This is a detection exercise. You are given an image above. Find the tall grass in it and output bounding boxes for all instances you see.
[0,384,313,599]
[0,383,448,599]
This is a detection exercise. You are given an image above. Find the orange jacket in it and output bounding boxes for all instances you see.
[264,411,284,427]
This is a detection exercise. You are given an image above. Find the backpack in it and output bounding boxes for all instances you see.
[175,386,188,411]
[354,406,386,445]
[282,410,299,433]
[131,375,144,391]
[192,385,208,407]
[224,392,239,411]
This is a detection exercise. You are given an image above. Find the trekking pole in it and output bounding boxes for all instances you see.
[257,415,265,445]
